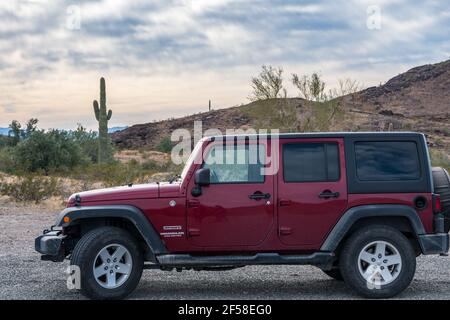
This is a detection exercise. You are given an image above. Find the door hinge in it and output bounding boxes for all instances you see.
[187,199,200,208]
[279,227,292,235]
[188,228,200,237]
[278,199,292,207]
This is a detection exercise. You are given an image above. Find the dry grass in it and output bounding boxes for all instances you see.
[114,150,169,165]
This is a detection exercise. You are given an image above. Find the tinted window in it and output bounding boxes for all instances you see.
[283,143,340,182]
[355,141,420,181]
[203,144,265,183]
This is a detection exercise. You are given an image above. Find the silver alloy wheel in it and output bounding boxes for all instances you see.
[357,240,402,286]
[93,244,133,289]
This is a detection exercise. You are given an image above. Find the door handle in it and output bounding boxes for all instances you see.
[318,190,340,199]
[249,191,271,200]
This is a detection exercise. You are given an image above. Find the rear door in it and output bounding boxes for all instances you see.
[277,138,348,248]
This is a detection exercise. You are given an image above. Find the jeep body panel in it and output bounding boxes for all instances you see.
[56,205,167,256]
[185,138,275,248]
[320,204,426,251]
[67,182,182,205]
[277,137,348,247]
[347,193,434,233]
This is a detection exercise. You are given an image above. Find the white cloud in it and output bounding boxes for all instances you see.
[0,0,448,129]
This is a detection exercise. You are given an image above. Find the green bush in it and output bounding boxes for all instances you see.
[0,147,15,173]
[14,130,88,174]
[72,125,99,163]
[0,136,14,149]
[0,175,59,203]
[156,137,173,153]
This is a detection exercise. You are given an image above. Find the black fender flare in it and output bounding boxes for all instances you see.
[56,205,168,256]
[320,204,426,252]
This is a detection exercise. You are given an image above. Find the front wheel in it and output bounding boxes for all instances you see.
[339,226,416,298]
[70,226,144,299]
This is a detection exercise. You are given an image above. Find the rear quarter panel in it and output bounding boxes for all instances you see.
[347,193,434,233]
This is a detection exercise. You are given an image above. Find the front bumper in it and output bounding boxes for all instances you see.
[35,229,66,262]
[418,233,449,255]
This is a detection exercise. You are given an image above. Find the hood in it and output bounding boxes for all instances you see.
[68,182,181,205]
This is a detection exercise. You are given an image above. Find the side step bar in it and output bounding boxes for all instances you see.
[156,252,335,269]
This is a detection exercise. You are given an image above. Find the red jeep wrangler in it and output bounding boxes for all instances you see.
[35,132,450,299]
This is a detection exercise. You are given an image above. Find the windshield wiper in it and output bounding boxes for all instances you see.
[168,174,181,184]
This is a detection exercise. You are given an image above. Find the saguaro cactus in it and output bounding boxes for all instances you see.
[93,77,112,163]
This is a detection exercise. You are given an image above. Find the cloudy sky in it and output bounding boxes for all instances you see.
[0,0,449,130]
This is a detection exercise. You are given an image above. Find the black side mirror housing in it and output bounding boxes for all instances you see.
[195,168,210,186]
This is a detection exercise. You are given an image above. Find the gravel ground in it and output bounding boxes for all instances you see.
[1,201,449,300]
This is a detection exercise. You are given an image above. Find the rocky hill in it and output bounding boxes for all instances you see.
[111,59,450,154]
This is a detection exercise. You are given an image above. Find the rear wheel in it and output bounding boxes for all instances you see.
[339,226,416,298]
[71,226,143,299]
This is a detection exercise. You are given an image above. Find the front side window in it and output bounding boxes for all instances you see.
[283,143,340,182]
[355,141,420,181]
[203,144,265,184]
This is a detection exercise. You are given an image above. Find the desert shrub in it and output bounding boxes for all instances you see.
[14,130,88,174]
[69,162,149,187]
[68,156,178,188]
[249,65,284,101]
[430,149,450,171]
[0,136,14,149]
[292,72,326,101]
[71,125,99,163]
[0,175,59,203]
[141,160,159,171]
[0,147,15,173]
[156,137,173,153]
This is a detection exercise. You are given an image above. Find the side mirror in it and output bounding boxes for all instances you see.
[195,168,210,186]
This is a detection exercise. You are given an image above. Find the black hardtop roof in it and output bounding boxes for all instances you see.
[208,131,425,140]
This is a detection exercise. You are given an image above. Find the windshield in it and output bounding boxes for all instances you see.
[180,141,203,180]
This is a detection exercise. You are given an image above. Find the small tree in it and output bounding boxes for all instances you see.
[7,118,39,146]
[327,78,362,99]
[249,65,284,101]
[8,120,22,146]
[72,124,99,163]
[292,72,326,101]
[24,118,38,139]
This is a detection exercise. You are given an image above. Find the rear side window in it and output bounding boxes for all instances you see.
[354,141,420,181]
[283,143,340,182]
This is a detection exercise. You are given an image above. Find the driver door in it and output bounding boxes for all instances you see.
[186,139,274,248]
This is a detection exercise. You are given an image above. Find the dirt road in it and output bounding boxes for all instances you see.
[1,200,449,300]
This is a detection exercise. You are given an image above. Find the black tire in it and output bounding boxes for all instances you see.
[322,268,344,281]
[70,226,144,300]
[432,167,450,232]
[339,225,416,299]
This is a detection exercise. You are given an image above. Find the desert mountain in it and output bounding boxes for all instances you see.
[112,59,450,153]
